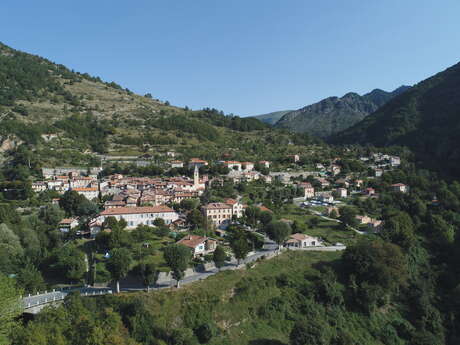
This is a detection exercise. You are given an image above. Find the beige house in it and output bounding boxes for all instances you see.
[201,202,234,226]
[298,182,315,198]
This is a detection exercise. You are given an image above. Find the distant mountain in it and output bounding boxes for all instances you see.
[251,110,293,125]
[333,62,460,177]
[274,86,410,137]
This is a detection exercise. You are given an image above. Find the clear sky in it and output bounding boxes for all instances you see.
[1,0,459,116]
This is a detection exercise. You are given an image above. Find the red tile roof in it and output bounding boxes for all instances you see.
[177,235,206,249]
[100,206,175,216]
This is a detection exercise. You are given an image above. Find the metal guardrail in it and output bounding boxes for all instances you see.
[23,288,113,309]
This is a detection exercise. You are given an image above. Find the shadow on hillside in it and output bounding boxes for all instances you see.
[249,339,286,345]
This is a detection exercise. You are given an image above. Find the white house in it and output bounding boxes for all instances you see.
[170,160,184,168]
[391,183,408,193]
[242,162,254,171]
[72,187,99,200]
[336,188,348,198]
[390,156,401,167]
[177,235,217,257]
[258,160,270,168]
[96,206,180,229]
[285,233,321,248]
[58,218,79,233]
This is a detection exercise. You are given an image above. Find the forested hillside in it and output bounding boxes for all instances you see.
[333,61,460,177]
[275,86,409,137]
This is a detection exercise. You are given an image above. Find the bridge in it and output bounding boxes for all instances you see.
[22,287,113,314]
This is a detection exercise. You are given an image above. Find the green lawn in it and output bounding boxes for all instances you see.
[280,204,359,245]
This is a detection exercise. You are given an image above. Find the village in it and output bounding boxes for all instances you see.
[25,148,410,290]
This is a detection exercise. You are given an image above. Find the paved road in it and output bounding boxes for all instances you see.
[23,237,279,311]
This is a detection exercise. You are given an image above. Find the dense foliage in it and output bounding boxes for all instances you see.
[333,61,460,177]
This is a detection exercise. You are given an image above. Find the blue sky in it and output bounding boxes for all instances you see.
[1,0,459,116]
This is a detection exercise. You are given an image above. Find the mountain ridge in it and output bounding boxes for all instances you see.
[274,86,410,137]
[332,61,460,176]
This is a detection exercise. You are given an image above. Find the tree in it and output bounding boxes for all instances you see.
[265,221,291,250]
[289,318,332,345]
[338,206,359,229]
[259,211,273,225]
[212,246,226,271]
[0,273,22,345]
[187,209,204,229]
[0,223,24,273]
[163,244,191,288]
[229,229,250,265]
[16,262,45,294]
[52,245,86,282]
[139,262,159,292]
[381,211,416,249]
[342,240,408,296]
[106,248,133,293]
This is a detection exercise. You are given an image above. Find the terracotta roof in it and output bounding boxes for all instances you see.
[224,198,238,205]
[177,235,206,249]
[202,203,232,210]
[391,183,406,187]
[289,233,317,241]
[100,206,175,216]
[257,205,272,213]
[59,218,76,225]
[72,187,98,192]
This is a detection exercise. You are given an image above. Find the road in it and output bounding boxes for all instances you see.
[23,237,279,311]
[23,236,345,313]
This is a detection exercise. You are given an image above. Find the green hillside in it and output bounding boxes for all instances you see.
[332,62,460,177]
[275,87,410,138]
[0,42,317,169]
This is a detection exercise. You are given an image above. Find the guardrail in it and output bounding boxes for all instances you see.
[23,288,113,310]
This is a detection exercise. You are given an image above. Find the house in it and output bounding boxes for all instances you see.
[72,187,99,200]
[288,154,300,163]
[224,198,245,218]
[391,183,408,193]
[188,158,208,169]
[223,161,242,171]
[335,188,348,198]
[32,182,47,193]
[364,187,375,196]
[104,200,127,208]
[58,218,79,233]
[166,151,176,158]
[374,169,384,177]
[390,156,401,167]
[285,233,321,248]
[258,160,270,168]
[95,206,180,229]
[242,162,254,171]
[177,235,217,257]
[201,202,234,226]
[170,160,184,168]
[316,178,330,188]
[298,182,315,198]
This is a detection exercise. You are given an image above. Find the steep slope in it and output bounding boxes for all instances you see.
[333,61,460,176]
[251,110,292,125]
[0,42,316,169]
[275,86,410,137]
